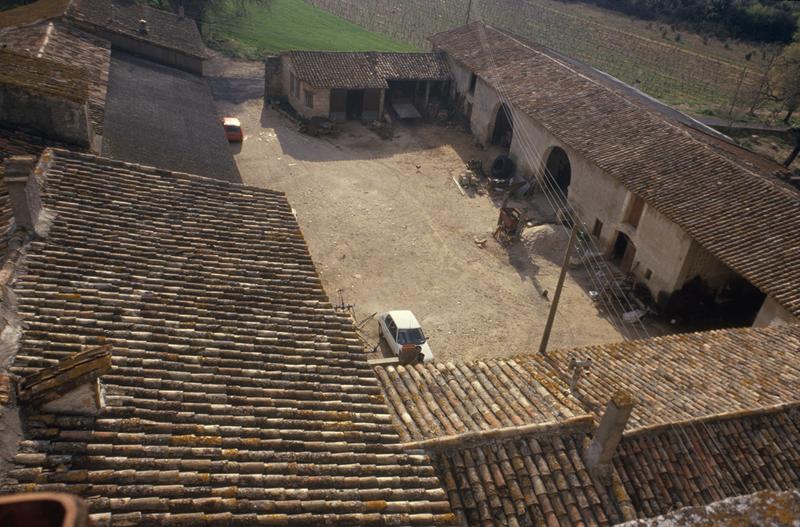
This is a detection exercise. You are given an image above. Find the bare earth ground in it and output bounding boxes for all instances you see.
[208,56,660,362]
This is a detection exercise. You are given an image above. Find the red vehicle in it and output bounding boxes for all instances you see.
[222,117,243,142]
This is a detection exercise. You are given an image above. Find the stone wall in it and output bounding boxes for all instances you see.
[753,296,798,326]
[0,85,91,146]
[265,56,283,100]
[282,61,331,119]
[74,24,204,74]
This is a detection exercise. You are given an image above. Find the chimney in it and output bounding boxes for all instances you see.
[178,5,185,18]
[3,156,42,234]
[568,357,592,393]
[584,390,635,483]
[139,18,149,34]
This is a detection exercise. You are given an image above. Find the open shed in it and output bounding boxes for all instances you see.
[269,51,451,122]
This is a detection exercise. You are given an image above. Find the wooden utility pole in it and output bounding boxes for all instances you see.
[538,223,579,355]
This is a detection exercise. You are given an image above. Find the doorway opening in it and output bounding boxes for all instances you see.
[346,90,364,120]
[545,147,572,196]
[612,231,637,273]
[491,103,514,148]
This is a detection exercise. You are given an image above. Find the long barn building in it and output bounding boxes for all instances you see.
[431,23,799,327]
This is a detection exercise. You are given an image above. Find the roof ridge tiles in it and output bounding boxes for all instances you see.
[403,415,595,452]
[623,400,800,438]
[45,148,288,198]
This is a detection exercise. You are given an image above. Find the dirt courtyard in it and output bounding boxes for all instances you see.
[211,64,639,361]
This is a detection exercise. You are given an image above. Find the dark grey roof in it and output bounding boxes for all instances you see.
[101,52,239,182]
[66,0,205,58]
[1,148,456,525]
[288,51,451,89]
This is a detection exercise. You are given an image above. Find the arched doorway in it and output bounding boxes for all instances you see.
[491,103,514,148]
[544,147,571,196]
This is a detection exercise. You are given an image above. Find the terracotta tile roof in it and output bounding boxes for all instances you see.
[0,48,88,103]
[430,23,800,317]
[0,0,69,28]
[614,403,800,519]
[0,21,111,134]
[375,326,800,525]
[432,419,636,527]
[678,123,796,188]
[377,325,800,439]
[0,126,75,258]
[17,344,111,407]
[66,0,206,58]
[374,361,583,443]
[1,149,455,526]
[619,489,800,527]
[287,51,451,89]
[544,324,800,430]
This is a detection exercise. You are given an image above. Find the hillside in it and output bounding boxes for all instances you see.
[306,0,782,121]
[201,0,417,58]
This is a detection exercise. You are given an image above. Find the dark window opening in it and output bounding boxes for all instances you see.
[469,73,477,94]
[304,90,314,108]
[592,219,603,238]
[385,315,397,339]
[626,194,645,228]
[644,269,653,280]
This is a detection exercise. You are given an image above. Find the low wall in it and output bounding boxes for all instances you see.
[72,22,204,75]
[0,85,90,146]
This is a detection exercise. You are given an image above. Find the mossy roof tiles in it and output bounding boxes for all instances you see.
[1,149,456,526]
[288,51,451,89]
[0,48,88,103]
[0,21,110,134]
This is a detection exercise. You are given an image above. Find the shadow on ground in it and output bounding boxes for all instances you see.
[262,104,493,164]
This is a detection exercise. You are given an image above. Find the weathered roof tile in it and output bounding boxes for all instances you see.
[1,149,456,525]
[431,23,800,316]
[288,51,451,89]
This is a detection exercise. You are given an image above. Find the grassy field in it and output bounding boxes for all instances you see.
[202,0,417,58]
[306,0,781,121]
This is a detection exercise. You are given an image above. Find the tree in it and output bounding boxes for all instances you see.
[768,43,800,123]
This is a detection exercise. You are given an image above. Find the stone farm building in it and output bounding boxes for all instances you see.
[0,0,240,180]
[431,23,800,327]
[267,51,451,121]
[0,0,206,74]
[1,147,799,526]
[1,3,800,526]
